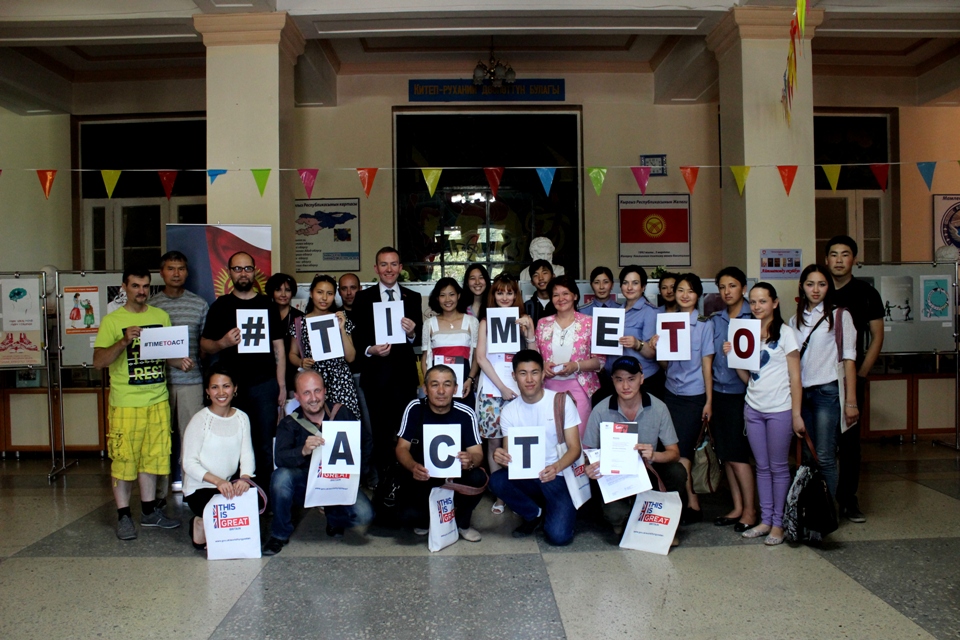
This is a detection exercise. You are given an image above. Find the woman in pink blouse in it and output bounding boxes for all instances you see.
[535,274,606,437]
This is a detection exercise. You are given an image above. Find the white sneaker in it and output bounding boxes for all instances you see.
[413,528,429,536]
[171,481,183,493]
[458,527,481,542]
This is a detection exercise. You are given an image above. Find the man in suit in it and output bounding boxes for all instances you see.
[351,247,423,477]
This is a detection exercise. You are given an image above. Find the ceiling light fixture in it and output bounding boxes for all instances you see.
[473,38,516,88]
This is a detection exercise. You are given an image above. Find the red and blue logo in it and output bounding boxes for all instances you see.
[640,501,670,525]
[212,503,250,529]
[436,495,456,524]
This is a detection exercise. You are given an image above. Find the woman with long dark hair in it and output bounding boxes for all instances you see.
[459,263,490,319]
[422,277,480,397]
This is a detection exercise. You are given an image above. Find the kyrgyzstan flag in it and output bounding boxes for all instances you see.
[167,224,272,304]
[620,208,689,244]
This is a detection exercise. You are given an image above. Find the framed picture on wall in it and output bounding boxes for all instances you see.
[617,194,691,267]
[933,194,960,258]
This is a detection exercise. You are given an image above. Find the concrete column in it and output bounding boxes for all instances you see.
[707,7,823,300]
[193,12,305,266]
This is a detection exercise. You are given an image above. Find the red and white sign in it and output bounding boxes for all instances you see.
[727,319,761,370]
[618,194,691,267]
[656,312,690,361]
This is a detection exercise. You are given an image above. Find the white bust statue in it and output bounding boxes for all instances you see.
[519,236,565,285]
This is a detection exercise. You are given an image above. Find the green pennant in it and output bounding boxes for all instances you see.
[251,168,271,197]
[587,166,607,196]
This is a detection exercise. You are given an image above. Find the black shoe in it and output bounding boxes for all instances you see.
[734,521,759,533]
[262,537,287,556]
[714,516,739,527]
[156,498,167,512]
[842,500,866,523]
[512,517,541,538]
[680,508,703,526]
[326,524,345,538]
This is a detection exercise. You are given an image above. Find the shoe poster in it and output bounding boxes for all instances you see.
[64,285,100,334]
[1,279,41,331]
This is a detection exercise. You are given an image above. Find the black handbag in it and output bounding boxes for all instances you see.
[784,433,838,543]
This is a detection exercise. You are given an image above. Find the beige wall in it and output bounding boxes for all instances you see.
[899,106,960,261]
[0,107,72,271]
[290,73,722,282]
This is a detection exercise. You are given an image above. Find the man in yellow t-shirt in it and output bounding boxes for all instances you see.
[94,265,185,540]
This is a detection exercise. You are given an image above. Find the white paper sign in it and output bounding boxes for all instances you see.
[656,312,690,361]
[584,449,652,503]
[591,307,625,356]
[305,314,344,361]
[599,421,642,476]
[373,301,406,345]
[727,318,761,370]
[486,308,521,354]
[423,423,462,479]
[321,421,361,475]
[433,355,465,397]
[507,427,546,480]
[480,353,519,397]
[236,309,271,353]
[139,325,190,359]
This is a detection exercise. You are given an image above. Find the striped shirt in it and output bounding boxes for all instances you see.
[148,289,209,385]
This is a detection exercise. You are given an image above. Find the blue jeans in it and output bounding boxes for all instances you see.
[269,466,374,541]
[802,382,840,499]
[489,469,576,546]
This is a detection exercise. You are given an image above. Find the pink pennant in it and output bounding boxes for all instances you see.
[298,168,319,198]
[630,166,652,195]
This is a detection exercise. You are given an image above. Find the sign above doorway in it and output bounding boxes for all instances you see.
[409,79,564,102]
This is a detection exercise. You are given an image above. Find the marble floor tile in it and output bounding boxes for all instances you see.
[0,557,265,640]
[210,555,564,640]
[816,537,960,640]
[828,480,960,543]
[0,494,113,554]
[544,546,935,640]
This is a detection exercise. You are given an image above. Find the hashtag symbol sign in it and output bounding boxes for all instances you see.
[241,317,266,347]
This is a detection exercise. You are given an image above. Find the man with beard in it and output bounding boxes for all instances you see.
[94,264,180,540]
[201,252,285,489]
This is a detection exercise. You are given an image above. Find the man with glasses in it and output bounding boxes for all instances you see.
[201,252,285,489]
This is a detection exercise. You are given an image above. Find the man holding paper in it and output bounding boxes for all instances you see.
[582,356,687,537]
[490,350,581,546]
[395,365,485,543]
[263,370,373,556]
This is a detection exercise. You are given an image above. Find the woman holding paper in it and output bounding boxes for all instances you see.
[182,364,255,550]
[788,264,858,499]
[660,273,714,524]
[288,275,359,416]
[422,278,481,397]
[267,272,304,398]
[535,274,606,437]
[723,283,804,546]
[475,273,536,513]
[459,263,490,319]
[614,266,664,399]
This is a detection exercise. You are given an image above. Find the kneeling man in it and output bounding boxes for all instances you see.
[582,356,687,535]
[263,370,374,556]
[396,365,486,542]
[490,350,581,546]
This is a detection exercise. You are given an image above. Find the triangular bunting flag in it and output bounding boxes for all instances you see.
[777,165,798,196]
[680,166,699,194]
[869,164,889,192]
[251,169,271,197]
[158,171,178,200]
[587,167,607,196]
[630,166,652,195]
[821,164,841,191]
[483,167,504,198]
[536,167,556,196]
[298,168,319,198]
[101,170,121,199]
[917,162,936,191]
[357,168,378,198]
[36,170,56,200]
[207,169,226,184]
[730,166,751,196]
[421,168,442,197]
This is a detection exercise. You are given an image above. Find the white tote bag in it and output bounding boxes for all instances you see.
[619,465,681,555]
[428,486,458,552]
[203,481,267,560]
[553,392,591,510]
[304,446,361,508]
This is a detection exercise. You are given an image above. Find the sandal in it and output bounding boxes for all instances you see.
[491,499,505,515]
[189,517,206,551]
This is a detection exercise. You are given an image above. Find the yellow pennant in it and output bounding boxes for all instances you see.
[730,166,751,196]
[101,170,122,198]
[421,168,442,197]
[822,164,841,191]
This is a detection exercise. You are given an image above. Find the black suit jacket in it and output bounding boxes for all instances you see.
[352,283,423,392]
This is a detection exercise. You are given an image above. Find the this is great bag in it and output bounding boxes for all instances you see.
[290,406,362,508]
[553,391,591,509]
[619,465,682,555]
[203,479,268,560]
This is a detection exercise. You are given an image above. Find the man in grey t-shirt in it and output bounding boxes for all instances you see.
[149,251,209,497]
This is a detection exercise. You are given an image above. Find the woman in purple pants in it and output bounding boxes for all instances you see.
[724,282,804,546]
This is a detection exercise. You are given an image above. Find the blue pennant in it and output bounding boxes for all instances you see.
[536,167,556,197]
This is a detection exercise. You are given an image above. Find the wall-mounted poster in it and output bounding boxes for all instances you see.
[920,275,953,322]
[759,248,803,280]
[933,194,960,254]
[294,198,360,272]
[63,286,101,334]
[0,276,44,366]
[880,276,914,323]
[618,194,691,267]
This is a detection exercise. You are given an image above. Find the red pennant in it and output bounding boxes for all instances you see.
[298,168,319,198]
[36,170,56,200]
[777,165,798,196]
[680,166,699,194]
[357,168,378,198]
[158,171,178,200]
[483,167,504,198]
[630,166,652,195]
[870,164,889,192]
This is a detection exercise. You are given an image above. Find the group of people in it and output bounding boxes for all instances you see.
[93,233,882,551]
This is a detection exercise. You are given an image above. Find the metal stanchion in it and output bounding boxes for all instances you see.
[48,270,77,481]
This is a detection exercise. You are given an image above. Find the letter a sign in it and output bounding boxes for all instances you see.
[486,308,521,354]
[727,318,761,370]
[373,301,405,345]
[507,427,546,480]
[656,312,690,361]
[423,424,462,478]
[321,421,361,474]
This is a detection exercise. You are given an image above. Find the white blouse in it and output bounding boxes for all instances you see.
[789,303,857,388]
[181,407,255,496]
